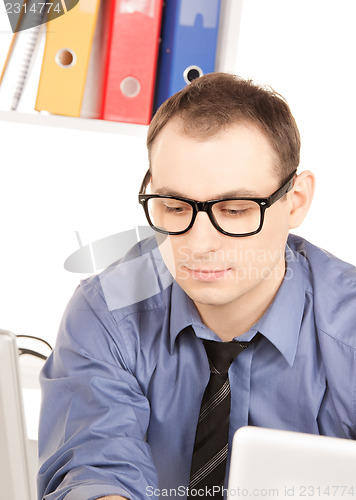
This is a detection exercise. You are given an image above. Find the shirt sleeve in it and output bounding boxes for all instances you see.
[37,279,159,500]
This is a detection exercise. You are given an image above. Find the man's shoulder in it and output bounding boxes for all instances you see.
[78,236,174,322]
[288,233,356,292]
[288,234,356,349]
[55,237,176,375]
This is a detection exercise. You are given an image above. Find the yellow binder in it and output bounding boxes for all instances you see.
[35,0,101,117]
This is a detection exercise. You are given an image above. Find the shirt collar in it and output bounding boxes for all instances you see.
[250,243,310,366]
[169,240,310,365]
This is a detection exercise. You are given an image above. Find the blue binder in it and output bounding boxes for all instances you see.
[154,0,221,111]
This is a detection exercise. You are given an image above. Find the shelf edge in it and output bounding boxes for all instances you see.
[0,110,149,137]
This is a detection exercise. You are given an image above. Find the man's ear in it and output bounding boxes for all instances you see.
[288,170,316,229]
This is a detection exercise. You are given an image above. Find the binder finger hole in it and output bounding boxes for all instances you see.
[55,49,77,68]
[120,77,141,98]
[184,66,203,84]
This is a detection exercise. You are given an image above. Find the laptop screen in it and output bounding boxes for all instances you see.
[0,329,34,500]
[228,426,356,499]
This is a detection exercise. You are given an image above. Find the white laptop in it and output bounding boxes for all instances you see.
[0,329,36,500]
[228,426,356,500]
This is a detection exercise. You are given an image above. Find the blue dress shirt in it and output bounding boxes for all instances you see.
[38,234,356,500]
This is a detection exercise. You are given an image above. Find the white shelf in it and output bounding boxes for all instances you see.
[0,109,148,136]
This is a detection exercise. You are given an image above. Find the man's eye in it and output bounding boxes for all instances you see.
[222,206,249,215]
[217,203,254,216]
[164,205,189,213]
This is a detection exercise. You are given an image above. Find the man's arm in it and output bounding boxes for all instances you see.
[38,281,158,500]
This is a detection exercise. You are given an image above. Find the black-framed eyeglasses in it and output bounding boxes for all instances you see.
[138,169,297,237]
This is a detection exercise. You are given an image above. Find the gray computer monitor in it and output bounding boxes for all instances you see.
[0,329,35,500]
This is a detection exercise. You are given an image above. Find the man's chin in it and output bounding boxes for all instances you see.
[178,282,240,308]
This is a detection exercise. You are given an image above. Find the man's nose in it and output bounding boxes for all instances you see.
[185,211,222,253]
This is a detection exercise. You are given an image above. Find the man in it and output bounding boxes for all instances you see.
[38,73,356,500]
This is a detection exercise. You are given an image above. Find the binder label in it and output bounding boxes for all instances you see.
[179,0,220,28]
[119,0,156,17]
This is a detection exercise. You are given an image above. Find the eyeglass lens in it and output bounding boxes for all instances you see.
[146,198,262,235]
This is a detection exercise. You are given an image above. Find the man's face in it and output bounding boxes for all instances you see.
[150,121,292,310]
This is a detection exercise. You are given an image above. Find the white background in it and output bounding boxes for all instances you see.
[0,0,355,346]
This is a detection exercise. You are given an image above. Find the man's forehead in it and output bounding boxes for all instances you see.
[150,119,278,166]
[149,168,279,200]
[149,119,280,197]
[153,116,265,144]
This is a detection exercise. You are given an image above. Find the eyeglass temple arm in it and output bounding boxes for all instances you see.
[266,169,297,206]
[139,169,152,194]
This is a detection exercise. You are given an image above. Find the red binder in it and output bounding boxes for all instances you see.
[100,0,163,125]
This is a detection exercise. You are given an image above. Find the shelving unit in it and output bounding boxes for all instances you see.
[0,0,242,132]
[0,109,148,136]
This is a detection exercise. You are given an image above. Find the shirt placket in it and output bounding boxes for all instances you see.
[226,344,256,478]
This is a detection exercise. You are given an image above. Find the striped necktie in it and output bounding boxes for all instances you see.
[188,336,258,498]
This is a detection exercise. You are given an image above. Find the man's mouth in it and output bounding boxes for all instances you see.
[183,267,232,281]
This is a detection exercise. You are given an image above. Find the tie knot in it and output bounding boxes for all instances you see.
[203,339,250,375]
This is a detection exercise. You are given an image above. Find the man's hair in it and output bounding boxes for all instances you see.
[147,73,301,179]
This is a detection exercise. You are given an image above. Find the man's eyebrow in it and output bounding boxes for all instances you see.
[153,187,262,198]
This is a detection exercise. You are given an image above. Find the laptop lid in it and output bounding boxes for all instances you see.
[228,426,356,500]
[0,329,34,500]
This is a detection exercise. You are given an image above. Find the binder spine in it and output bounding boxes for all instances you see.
[100,0,163,125]
[154,0,221,111]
